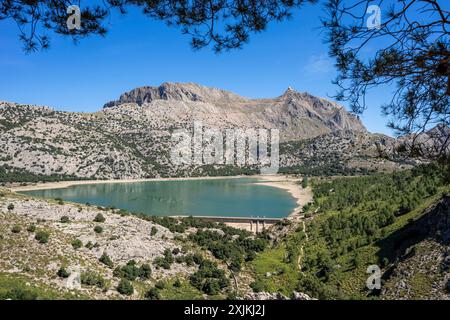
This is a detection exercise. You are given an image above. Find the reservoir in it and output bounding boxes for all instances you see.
[20,178,297,218]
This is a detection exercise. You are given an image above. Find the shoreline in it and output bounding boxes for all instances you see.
[9,174,312,220]
[8,175,250,192]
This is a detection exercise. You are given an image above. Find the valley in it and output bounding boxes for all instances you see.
[0,83,448,300]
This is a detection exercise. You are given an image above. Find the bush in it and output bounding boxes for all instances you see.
[114,261,152,281]
[26,224,36,232]
[202,278,221,295]
[99,252,114,268]
[60,216,70,223]
[173,279,182,288]
[155,281,166,289]
[0,288,37,300]
[80,271,105,288]
[94,213,105,223]
[11,225,21,233]
[189,260,230,295]
[301,177,308,188]
[71,239,83,249]
[117,279,133,296]
[94,226,103,234]
[153,249,174,270]
[140,263,152,279]
[85,241,94,250]
[7,203,14,211]
[57,267,70,278]
[250,280,265,293]
[144,287,160,300]
[150,226,158,236]
[35,230,49,244]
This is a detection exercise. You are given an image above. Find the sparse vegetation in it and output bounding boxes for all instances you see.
[80,271,105,288]
[99,252,114,268]
[60,216,70,223]
[71,239,83,249]
[11,225,21,233]
[94,226,103,234]
[34,230,49,244]
[57,267,70,278]
[144,287,161,300]
[117,279,133,296]
[94,213,105,223]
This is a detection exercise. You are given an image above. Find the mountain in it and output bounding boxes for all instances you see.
[0,83,407,181]
[397,124,450,158]
[103,82,367,141]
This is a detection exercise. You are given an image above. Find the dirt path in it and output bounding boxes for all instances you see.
[297,221,309,272]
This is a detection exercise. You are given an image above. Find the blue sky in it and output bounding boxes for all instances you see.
[0,3,394,135]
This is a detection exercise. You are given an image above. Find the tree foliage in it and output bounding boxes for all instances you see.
[0,0,316,52]
[323,0,449,137]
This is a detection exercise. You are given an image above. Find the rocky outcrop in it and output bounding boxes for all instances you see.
[243,291,314,300]
[103,82,247,108]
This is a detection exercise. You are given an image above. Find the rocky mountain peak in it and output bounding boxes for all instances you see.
[104,82,247,108]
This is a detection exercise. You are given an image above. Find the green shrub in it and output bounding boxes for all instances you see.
[113,261,152,281]
[85,241,94,250]
[0,288,37,300]
[80,271,105,288]
[7,203,14,211]
[94,213,105,223]
[144,287,160,300]
[60,216,70,223]
[173,279,182,288]
[94,226,103,234]
[26,224,36,232]
[71,239,83,249]
[11,225,21,233]
[57,267,70,278]
[140,263,152,279]
[155,281,165,289]
[99,252,114,268]
[35,230,49,244]
[301,177,308,188]
[202,278,221,295]
[150,226,158,236]
[250,280,266,293]
[117,279,133,296]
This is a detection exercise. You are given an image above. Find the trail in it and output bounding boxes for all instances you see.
[297,221,309,272]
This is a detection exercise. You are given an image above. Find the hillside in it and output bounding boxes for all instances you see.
[0,188,271,300]
[248,164,450,299]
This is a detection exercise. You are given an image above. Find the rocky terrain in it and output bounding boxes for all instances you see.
[0,82,412,181]
[382,195,450,300]
[0,188,195,299]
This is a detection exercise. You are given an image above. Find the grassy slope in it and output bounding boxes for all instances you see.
[249,165,450,299]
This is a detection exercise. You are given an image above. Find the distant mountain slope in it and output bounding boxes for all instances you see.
[0,83,411,180]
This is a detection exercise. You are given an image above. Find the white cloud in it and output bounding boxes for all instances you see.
[303,54,333,74]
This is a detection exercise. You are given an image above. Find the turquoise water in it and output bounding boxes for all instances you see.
[20,178,296,218]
